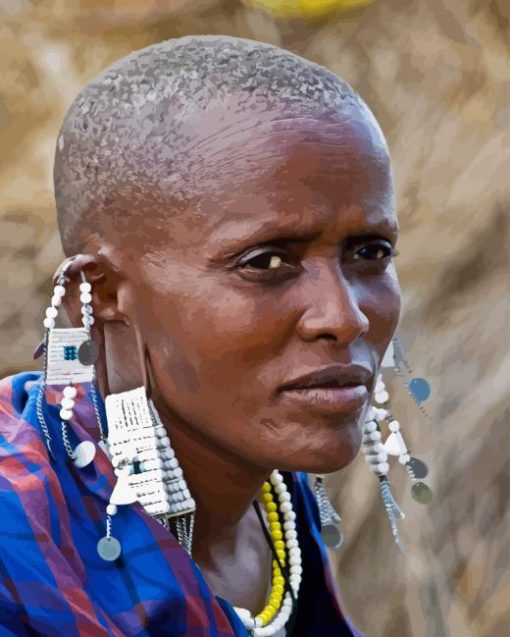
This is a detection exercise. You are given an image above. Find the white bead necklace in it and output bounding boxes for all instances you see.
[233,470,302,637]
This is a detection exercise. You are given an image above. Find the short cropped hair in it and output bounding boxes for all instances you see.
[54,35,360,255]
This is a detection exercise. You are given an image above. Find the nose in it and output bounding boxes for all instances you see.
[296,259,369,345]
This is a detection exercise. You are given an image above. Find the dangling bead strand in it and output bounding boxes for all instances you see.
[313,475,343,549]
[362,405,405,551]
[58,272,98,469]
[373,370,433,504]
[391,336,432,423]
[36,274,69,457]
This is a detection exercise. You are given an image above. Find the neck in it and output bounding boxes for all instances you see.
[154,396,271,559]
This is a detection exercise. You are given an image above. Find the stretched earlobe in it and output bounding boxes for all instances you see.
[103,320,145,396]
[145,346,157,400]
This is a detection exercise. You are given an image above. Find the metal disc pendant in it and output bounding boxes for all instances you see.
[411,481,433,504]
[321,523,344,550]
[97,536,121,561]
[78,339,99,366]
[408,456,429,479]
[32,339,46,360]
[408,378,431,403]
[73,440,96,468]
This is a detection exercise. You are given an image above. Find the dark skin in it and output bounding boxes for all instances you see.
[58,99,400,613]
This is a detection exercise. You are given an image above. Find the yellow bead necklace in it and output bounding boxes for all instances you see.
[257,481,286,626]
[233,470,302,636]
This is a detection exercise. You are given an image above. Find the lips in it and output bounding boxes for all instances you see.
[278,364,373,393]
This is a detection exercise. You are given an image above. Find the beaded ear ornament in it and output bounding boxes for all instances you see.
[34,259,105,466]
[35,263,195,562]
[313,335,433,551]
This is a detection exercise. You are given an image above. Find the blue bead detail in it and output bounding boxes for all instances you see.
[408,377,431,403]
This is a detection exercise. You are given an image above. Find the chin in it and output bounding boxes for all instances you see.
[275,425,364,475]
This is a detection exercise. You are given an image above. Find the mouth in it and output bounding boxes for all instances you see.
[277,364,372,415]
[278,364,373,392]
[278,384,368,414]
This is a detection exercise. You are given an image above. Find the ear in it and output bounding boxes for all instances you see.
[56,253,149,397]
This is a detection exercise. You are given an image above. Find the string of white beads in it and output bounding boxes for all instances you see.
[43,283,66,329]
[59,384,77,422]
[43,272,99,468]
[362,406,390,477]
[80,281,94,328]
[363,379,406,542]
[373,372,389,405]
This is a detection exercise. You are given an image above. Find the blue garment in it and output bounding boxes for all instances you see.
[0,371,364,636]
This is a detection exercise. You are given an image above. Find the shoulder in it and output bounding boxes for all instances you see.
[0,370,43,430]
[0,370,49,459]
[0,370,60,513]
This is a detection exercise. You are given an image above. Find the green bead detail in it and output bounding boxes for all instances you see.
[63,345,77,360]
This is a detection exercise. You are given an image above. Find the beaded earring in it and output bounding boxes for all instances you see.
[36,262,196,561]
[313,335,433,551]
[35,260,104,467]
[362,335,433,550]
[362,405,406,550]
[101,385,196,560]
[376,336,433,502]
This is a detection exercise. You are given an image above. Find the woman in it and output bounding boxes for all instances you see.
[0,35,401,636]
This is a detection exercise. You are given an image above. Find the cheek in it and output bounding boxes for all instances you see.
[361,268,401,356]
[193,286,291,363]
[147,284,289,400]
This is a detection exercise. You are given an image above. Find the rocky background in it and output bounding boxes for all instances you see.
[1,1,508,635]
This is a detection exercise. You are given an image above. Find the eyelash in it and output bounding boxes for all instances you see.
[233,242,399,282]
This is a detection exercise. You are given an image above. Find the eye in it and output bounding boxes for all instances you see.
[233,247,296,282]
[241,250,285,270]
[349,241,399,267]
[351,241,397,261]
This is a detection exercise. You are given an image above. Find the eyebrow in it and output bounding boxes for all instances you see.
[208,216,398,257]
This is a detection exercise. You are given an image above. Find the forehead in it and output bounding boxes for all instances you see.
[129,104,397,260]
[191,107,397,246]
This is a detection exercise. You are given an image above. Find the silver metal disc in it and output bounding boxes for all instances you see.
[78,339,99,365]
[32,339,46,360]
[411,481,433,504]
[73,440,96,468]
[409,456,429,479]
[97,536,121,561]
[321,523,344,550]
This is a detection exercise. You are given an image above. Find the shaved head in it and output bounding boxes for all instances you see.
[54,35,363,256]
[50,35,400,484]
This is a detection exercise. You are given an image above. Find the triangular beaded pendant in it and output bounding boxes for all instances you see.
[110,471,138,505]
[383,432,402,456]
[104,386,196,521]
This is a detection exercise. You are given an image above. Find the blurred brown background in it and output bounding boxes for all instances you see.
[1,0,509,635]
